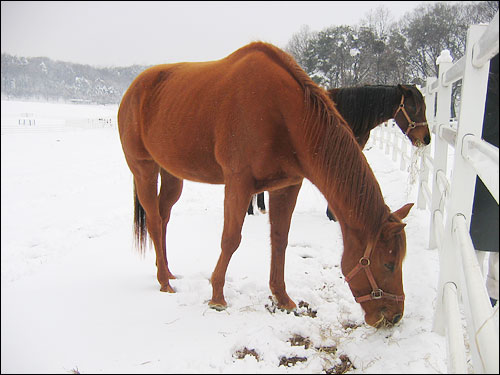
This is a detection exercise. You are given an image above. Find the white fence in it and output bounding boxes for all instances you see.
[369,12,499,374]
[1,116,117,134]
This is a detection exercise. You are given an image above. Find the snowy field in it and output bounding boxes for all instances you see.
[1,100,448,373]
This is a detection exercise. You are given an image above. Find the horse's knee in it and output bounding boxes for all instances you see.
[221,233,242,254]
[271,230,288,249]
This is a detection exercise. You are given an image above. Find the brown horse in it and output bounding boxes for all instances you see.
[248,84,430,217]
[118,42,413,328]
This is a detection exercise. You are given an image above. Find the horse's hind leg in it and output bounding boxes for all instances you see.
[257,192,266,213]
[326,206,337,221]
[268,182,302,311]
[247,195,255,215]
[158,168,183,280]
[209,176,253,310]
[132,160,174,292]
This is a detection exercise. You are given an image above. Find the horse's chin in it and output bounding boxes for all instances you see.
[365,314,388,328]
[364,313,400,329]
[411,139,424,148]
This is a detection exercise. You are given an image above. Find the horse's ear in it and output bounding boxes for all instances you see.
[392,203,414,220]
[397,84,412,97]
[381,221,407,240]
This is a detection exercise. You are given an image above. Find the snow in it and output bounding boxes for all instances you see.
[1,100,448,373]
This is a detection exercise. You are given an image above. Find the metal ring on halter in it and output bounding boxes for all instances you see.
[405,122,416,135]
[359,257,370,266]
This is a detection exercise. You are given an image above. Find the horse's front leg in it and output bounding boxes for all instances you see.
[268,182,302,311]
[209,176,253,310]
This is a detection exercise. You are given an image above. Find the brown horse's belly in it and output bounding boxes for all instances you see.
[146,143,225,184]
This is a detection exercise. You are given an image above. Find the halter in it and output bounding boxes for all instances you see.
[393,95,428,136]
[344,240,405,304]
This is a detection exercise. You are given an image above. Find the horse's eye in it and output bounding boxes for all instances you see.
[384,263,395,272]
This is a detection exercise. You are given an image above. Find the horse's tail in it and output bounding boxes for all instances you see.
[133,181,148,254]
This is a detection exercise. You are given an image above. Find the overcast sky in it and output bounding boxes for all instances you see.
[2,1,449,68]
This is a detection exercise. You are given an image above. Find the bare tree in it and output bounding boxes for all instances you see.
[284,24,313,68]
[359,4,394,40]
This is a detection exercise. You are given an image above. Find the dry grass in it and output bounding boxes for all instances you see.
[233,347,260,361]
[240,299,358,373]
[294,300,318,318]
[341,320,362,330]
[264,297,318,318]
[288,333,313,349]
[278,355,308,367]
[325,354,356,374]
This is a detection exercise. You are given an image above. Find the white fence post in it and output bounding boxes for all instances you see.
[364,16,499,372]
[414,81,434,210]
[371,12,500,374]
[444,24,491,245]
[444,25,497,374]
[391,122,399,162]
[399,134,407,171]
[416,145,431,209]
[427,21,499,374]
[428,51,453,249]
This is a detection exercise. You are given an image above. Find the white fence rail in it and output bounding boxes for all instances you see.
[369,12,499,374]
[1,116,117,134]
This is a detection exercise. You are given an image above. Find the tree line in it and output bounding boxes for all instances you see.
[1,1,497,104]
[285,1,498,89]
[1,53,149,104]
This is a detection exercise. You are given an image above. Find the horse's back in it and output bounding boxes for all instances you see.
[118,43,306,185]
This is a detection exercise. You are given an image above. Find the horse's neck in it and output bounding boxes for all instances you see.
[301,110,388,234]
[374,86,400,125]
[335,86,399,138]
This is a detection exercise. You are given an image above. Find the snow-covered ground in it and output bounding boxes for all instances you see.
[1,100,448,373]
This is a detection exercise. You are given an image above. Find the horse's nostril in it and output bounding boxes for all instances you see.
[392,314,402,324]
[424,135,431,145]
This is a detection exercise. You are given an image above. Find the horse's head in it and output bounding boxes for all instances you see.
[394,85,431,147]
[341,203,413,328]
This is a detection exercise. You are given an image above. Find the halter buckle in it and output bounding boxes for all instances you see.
[371,289,383,299]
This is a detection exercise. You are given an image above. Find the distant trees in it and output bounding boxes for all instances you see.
[2,1,498,104]
[285,1,499,88]
[1,53,149,104]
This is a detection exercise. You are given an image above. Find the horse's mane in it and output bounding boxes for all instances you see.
[231,42,389,233]
[328,85,400,138]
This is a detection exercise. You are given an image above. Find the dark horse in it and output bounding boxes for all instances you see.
[248,84,430,218]
[118,42,413,328]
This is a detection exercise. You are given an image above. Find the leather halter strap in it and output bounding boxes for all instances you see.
[344,240,405,303]
[393,95,428,135]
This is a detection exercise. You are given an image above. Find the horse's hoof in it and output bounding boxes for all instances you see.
[277,301,297,313]
[160,284,175,293]
[279,305,297,314]
[208,301,227,311]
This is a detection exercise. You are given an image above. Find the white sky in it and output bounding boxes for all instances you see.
[2,1,451,68]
